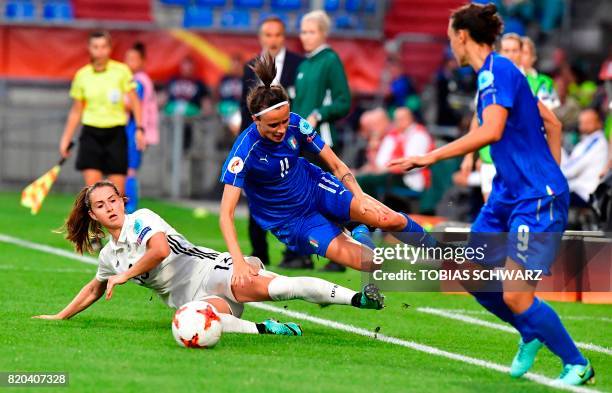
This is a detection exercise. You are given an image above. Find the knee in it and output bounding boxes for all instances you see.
[503,291,532,313]
[379,212,406,232]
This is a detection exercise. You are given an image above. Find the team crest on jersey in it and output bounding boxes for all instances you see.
[228,156,244,174]
[288,136,298,150]
[478,71,494,91]
[133,218,143,235]
[299,118,315,136]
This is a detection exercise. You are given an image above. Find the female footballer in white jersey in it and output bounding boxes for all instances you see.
[33,181,384,336]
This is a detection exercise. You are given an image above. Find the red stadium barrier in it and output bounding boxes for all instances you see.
[0,26,386,93]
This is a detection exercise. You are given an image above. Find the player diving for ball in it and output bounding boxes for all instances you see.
[32,181,384,336]
[388,3,594,386]
[219,54,434,286]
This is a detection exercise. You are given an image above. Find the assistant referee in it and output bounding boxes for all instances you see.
[59,30,144,194]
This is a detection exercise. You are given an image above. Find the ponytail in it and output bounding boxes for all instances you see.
[246,53,289,117]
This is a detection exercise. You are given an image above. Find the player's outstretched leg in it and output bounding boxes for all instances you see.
[266,276,385,310]
[231,271,384,310]
[205,297,302,336]
[348,194,437,248]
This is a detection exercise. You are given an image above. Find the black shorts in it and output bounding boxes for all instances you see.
[76,125,128,175]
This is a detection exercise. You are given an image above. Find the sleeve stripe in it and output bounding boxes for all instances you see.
[221,129,252,181]
[233,140,260,186]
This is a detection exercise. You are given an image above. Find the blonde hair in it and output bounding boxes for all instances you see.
[301,10,331,36]
[521,36,536,59]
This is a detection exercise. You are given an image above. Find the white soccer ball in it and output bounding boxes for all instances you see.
[172,301,222,348]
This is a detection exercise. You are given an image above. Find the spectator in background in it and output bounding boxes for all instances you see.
[294,10,351,271]
[163,56,212,150]
[356,108,433,198]
[384,58,419,112]
[434,53,475,128]
[599,50,612,174]
[59,31,144,196]
[356,108,391,172]
[123,42,159,213]
[499,33,523,71]
[294,10,351,149]
[554,76,581,133]
[562,108,608,207]
[240,15,304,268]
[217,54,243,136]
[521,36,560,109]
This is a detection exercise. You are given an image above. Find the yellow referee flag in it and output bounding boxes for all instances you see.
[21,165,61,215]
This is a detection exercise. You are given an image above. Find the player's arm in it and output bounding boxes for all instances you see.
[126,89,146,151]
[219,184,258,287]
[59,99,84,158]
[104,232,170,300]
[319,145,388,216]
[388,105,507,172]
[33,277,106,320]
[537,100,563,165]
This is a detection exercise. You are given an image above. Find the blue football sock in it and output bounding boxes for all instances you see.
[514,298,587,365]
[393,212,437,247]
[125,175,139,214]
[351,224,375,250]
[471,289,537,342]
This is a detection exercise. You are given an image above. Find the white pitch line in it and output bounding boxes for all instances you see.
[0,233,603,393]
[0,264,94,274]
[417,307,612,356]
[250,303,600,393]
[0,234,98,265]
[426,308,612,323]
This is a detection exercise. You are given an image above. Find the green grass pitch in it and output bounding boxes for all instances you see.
[0,192,609,393]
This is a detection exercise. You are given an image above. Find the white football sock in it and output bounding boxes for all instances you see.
[267,276,356,305]
[219,313,259,334]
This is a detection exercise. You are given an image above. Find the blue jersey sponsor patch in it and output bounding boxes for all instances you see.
[136,226,151,245]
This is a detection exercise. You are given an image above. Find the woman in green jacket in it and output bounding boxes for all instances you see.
[294,10,351,149]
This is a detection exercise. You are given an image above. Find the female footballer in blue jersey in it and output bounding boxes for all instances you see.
[219,55,431,285]
[389,3,594,386]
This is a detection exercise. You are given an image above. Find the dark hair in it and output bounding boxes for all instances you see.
[246,54,289,117]
[450,3,503,46]
[88,30,112,45]
[62,181,122,254]
[259,15,286,31]
[131,41,146,59]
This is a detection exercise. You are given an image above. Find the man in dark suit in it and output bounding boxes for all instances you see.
[240,16,310,269]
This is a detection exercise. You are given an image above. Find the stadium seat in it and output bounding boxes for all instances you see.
[5,1,36,20]
[363,0,377,13]
[183,6,214,28]
[160,0,191,5]
[195,0,227,6]
[42,1,73,21]
[234,0,264,8]
[335,14,361,30]
[258,12,289,27]
[220,9,250,29]
[270,0,301,10]
[323,0,339,12]
[345,0,361,12]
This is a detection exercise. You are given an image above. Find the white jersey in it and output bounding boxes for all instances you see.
[96,209,231,308]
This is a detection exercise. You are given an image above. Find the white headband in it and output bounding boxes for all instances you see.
[254,101,289,117]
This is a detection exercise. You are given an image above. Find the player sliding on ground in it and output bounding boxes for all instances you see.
[389,4,594,386]
[33,181,384,336]
[220,54,433,285]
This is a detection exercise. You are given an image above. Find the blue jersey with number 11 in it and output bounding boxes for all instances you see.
[220,112,327,230]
